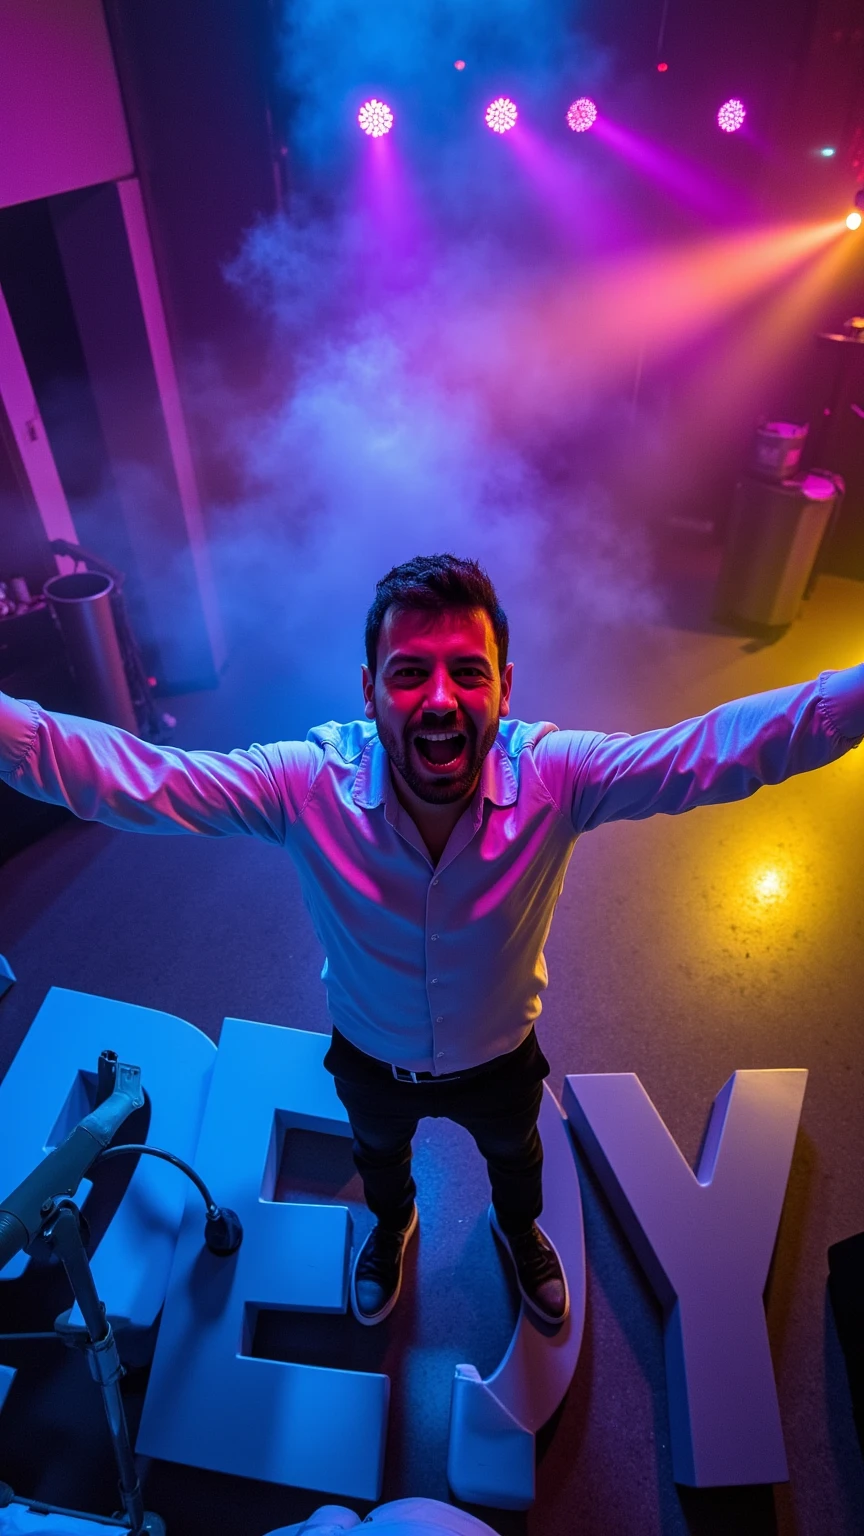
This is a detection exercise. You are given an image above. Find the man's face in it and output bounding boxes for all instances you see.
[362,605,513,805]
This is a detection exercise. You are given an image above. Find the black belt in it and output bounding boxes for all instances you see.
[328,1025,541,1087]
[390,1048,524,1084]
[391,1062,466,1083]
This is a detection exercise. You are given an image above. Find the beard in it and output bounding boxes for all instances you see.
[377,713,501,804]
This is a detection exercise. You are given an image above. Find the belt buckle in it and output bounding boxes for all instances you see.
[392,1065,420,1083]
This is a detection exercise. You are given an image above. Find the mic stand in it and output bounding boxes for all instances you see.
[0,1048,242,1531]
[34,1197,163,1536]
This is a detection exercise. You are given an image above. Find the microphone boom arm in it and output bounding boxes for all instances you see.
[0,1059,144,1269]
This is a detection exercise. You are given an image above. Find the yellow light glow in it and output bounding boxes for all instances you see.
[454,218,845,424]
[623,221,857,504]
[752,867,788,904]
[847,211,863,231]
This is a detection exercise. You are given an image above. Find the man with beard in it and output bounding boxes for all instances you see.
[1,554,862,1327]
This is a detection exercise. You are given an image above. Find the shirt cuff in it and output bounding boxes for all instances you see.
[818,664,864,747]
[0,694,41,773]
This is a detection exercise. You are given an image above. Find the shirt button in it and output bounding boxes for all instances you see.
[431,933,439,941]
[432,877,439,886]
[437,1051,444,1059]
[430,977,438,985]
[436,1015,443,1024]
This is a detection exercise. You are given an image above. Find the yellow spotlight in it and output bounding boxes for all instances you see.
[846,211,863,231]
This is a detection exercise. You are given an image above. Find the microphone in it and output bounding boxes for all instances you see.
[0,1055,144,1270]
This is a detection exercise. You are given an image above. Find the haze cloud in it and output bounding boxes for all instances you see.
[203,0,663,716]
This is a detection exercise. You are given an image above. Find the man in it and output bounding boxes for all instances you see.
[1,554,862,1328]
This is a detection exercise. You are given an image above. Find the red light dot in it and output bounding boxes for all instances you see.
[454,60,465,70]
[657,62,668,72]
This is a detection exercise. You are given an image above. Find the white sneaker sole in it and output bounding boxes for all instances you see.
[350,1205,419,1326]
[488,1204,570,1325]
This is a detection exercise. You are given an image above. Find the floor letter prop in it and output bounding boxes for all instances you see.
[0,987,215,1332]
[447,1085,586,1509]
[137,1020,389,1501]
[564,1069,806,1487]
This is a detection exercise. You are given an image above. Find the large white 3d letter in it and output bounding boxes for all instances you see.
[137,1020,389,1500]
[563,1069,806,1487]
[447,1085,586,1510]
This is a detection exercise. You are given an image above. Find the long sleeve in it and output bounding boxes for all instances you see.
[568,665,864,834]
[0,693,320,842]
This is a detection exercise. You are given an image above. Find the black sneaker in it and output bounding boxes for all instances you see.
[489,1205,569,1326]
[350,1206,418,1325]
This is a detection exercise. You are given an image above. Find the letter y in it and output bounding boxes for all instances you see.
[564,1070,806,1487]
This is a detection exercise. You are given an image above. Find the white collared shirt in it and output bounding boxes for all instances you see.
[1,666,862,1073]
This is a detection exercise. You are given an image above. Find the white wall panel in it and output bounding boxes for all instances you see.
[0,0,133,210]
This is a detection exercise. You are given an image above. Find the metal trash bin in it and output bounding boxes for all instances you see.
[43,572,138,733]
[714,471,843,631]
[749,420,809,482]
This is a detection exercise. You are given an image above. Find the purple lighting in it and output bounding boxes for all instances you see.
[717,98,746,133]
[567,97,598,133]
[485,97,518,134]
[358,99,394,137]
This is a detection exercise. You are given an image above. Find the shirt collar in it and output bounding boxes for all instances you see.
[352,733,517,810]
[480,737,518,806]
[352,733,389,808]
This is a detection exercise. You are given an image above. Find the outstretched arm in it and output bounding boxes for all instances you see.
[540,665,864,834]
[0,693,319,842]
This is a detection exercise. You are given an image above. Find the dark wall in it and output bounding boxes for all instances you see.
[0,197,142,606]
[585,0,863,223]
[0,397,56,597]
[50,182,220,688]
[104,0,283,392]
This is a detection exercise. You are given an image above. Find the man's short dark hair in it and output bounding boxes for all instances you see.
[365,554,509,676]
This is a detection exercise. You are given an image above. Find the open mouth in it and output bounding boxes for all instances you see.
[413,730,468,768]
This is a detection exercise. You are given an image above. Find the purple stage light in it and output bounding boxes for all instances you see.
[717,98,746,133]
[358,99,394,137]
[485,97,518,134]
[566,97,598,133]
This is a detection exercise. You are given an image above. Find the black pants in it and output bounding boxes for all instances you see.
[323,1027,550,1237]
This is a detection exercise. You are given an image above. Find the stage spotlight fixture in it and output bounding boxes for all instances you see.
[819,147,836,157]
[567,97,598,132]
[847,211,863,230]
[454,59,466,70]
[485,96,518,133]
[657,62,668,72]
[717,98,746,133]
[358,99,394,137]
